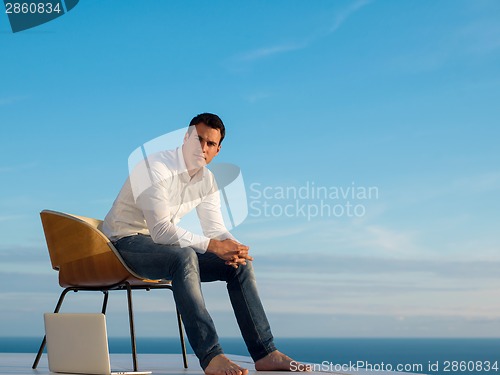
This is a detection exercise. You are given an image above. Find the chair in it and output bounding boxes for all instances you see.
[32,210,188,371]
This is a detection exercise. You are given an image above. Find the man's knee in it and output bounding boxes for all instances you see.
[233,260,255,279]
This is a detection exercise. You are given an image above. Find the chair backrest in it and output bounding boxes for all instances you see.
[40,210,161,287]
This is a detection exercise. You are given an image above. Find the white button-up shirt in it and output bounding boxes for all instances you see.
[102,147,235,252]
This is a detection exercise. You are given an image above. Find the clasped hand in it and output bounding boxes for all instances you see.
[208,239,253,268]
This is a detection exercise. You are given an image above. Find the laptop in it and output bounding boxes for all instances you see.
[44,313,152,375]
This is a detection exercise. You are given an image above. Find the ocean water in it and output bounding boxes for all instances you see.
[1,337,499,375]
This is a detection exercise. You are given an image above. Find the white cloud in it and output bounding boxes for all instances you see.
[0,95,27,106]
[362,225,420,255]
[0,262,52,275]
[328,0,372,33]
[235,42,308,63]
[388,13,500,74]
[231,0,372,64]
[456,18,500,56]
[0,214,29,222]
[243,223,307,242]
[287,220,423,258]
[0,161,38,173]
[252,255,500,319]
[451,171,500,194]
[244,91,272,104]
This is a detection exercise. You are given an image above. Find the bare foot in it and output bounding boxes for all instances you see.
[205,354,249,375]
[255,350,310,371]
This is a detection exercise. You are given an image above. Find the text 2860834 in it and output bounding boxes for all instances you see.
[5,2,62,14]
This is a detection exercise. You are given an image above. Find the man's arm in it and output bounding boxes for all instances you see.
[196,184,253,266]
[136,178,211,252]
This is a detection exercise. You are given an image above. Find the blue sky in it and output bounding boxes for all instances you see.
[1,0,500,340]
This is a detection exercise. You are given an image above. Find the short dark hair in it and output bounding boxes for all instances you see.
[189,113,225,144]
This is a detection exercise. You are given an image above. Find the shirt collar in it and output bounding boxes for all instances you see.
[176,146,205,183]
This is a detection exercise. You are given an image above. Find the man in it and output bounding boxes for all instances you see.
[103,113,303,375]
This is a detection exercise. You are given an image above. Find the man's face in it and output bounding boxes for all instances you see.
[183,122,221,171]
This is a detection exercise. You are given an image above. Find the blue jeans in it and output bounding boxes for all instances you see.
[113,234,276,369]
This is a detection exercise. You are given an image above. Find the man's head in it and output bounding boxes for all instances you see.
[183,113,225,172]
[188,113,225,145]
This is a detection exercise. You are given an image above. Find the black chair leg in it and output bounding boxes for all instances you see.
[125,283,138,371]
[101,291,109,314]
[176,308,188,368]
[32,287,75,369]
